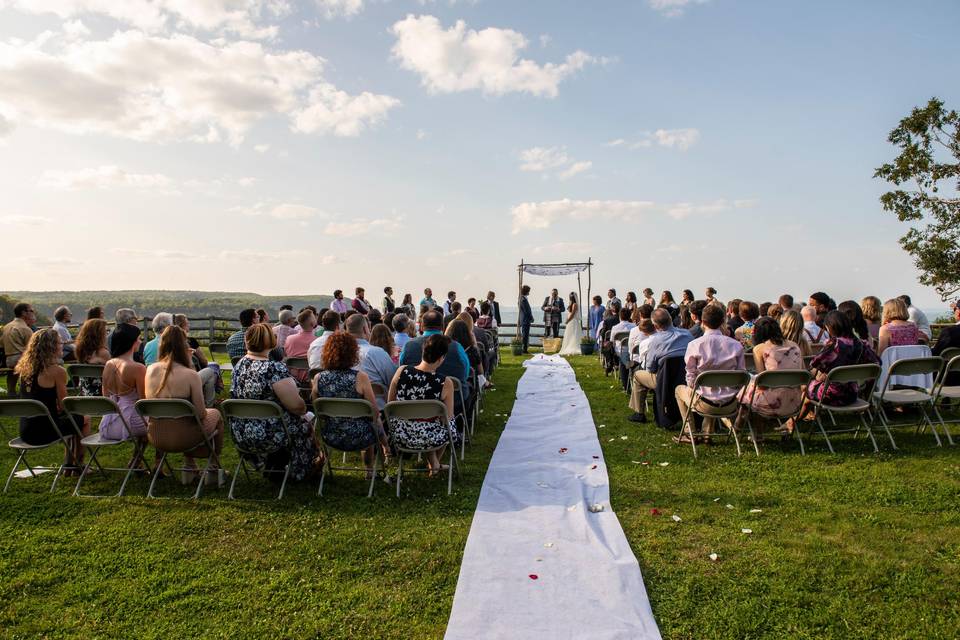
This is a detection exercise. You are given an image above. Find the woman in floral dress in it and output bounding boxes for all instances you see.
[738,317,804,437]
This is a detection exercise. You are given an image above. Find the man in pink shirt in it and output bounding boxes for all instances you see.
[282,309,317,383]
[676,304,745,439]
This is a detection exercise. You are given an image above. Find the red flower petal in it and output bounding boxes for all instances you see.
[529,574,539,580]
[650,508,661,516]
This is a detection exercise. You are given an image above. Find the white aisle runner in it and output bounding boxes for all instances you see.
[445,355,661,640]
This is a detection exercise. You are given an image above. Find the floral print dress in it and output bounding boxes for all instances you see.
[389,366,460,450]
[314,369,378,451]
[230,357,317,481]
[739,341,804,416]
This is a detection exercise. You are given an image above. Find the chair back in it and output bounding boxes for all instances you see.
[135,398,202,422]
[313,398,376,419]
[220,399,284,420]
[752,369,812,390]
[384,399,448,423]
[62,395,122,418]
[285,357,309,371]
[209,342,229,355]
[886,356,942,379]
[0,399,72,440]
[824,363,881,385]
[939,347,960,364]
[692,369,751,390]
[66,364,105,379]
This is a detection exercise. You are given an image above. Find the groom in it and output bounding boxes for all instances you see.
[518,285,533,353]
[541,288,565,339]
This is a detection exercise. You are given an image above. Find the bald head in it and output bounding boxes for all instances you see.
[345,313,368,338]
[652,308,672,329]
[801,305,817,322]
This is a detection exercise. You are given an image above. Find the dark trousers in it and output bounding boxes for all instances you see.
[521,323,531,352]
[545,320,560,338]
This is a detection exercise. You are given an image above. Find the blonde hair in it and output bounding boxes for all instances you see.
[881,298,909,324]
[861,296,882,323]
[75,319,107,364]
[779,309,808,353]
[14,329,61,386]
[244,324,277,353]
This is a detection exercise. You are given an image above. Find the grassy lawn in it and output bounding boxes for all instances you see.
[1,352,958,639]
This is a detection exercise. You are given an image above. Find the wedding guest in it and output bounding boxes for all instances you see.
[476,303,494,330]
[808,292,834,324]
[109,308,142,364]
[932,300,960,385]
[899,294,932,341]
[273,309,298,350]
[801,305,828,344]
[400,293,416,318]
[367,309,383,327]
[726,299,744,334]
[227,308,258,360]
[609,307,636,341]
[443,301,462,331]
[778,294,794,312]
[74,318,110,396]
[307,310,343,370]
[486,291,502,325]
[588,296,605,342]
[838,301,871,341]
[382,286,395,314]
[878,298,923,354]
[283,309,318,383]
[174,314,217,407]
[680,290,695,310]
[677,306,693,330]
[624,291,638,313]
[688,300,707,338]
[86,306,105,320]
[99,324,148,446]
[737,317,804,438]
[256,309,269,324]
[628,309,693,423]
[392,314,413,352]
[861,296,883,341]
[400,310,469,391]
[606,289,621,311]
[370,323,398,364]
[780,309,813,357]
[628,305,656,356]
[53,306,76,360]
[143,312,173,366]
[734,301,761,349]
[420,288,437,309]
[331,290,351,315]
[759,302,773,317]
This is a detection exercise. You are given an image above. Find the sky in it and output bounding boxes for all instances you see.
[0,0,957,310]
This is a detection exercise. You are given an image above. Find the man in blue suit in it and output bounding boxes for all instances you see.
[518,285,533,353]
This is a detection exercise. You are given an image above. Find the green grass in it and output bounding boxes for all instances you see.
[1,353,958,639]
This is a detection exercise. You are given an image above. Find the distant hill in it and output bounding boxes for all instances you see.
[5,290,334,320]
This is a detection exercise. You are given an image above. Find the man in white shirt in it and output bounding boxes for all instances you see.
[307,310,343,370]
[52,305,75,360]
[801,305,828,343]
[608,308,636,341]
[442,291,457,316]
[900,294,932,340]
[606,288,622,312]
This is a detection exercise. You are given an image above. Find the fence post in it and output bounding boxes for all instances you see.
[208,316,215,345]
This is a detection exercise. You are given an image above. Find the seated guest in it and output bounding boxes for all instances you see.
[631,320,656,367]
[675,304,744,440]
[447,316,484,383]
[734,301,760,348]
[597,306,620,342]
[443,301,463,331]
[367,309,383,327]
[465,298,480,321]
[370,323,398,364]
[588,296,604,341]
[476,302,495,330]
[15,329,88,470]
[768,305,784,320]
[227,308,258,360]
[52,306,76,360]
[609,307,636,341]
[256,308,269,325]
[109,307,143,363]
[932,300,960,385]
[283,309,318,383]
[343,314,396,407]
[878,298,923,354]
[726,299,744,334]
[778,294,794,312]
[387,334,460,476]
[737,317,803,437]
[469,312,496,380]
[98,324,148,445]
[628,305,654,354]
[400,310,469,395]
[86,306,105,320]
[838,301,871,341]
[173,314,218,407]
[392,314,413,351]
[677,306,693,330]
[273,309,298,350]
[307,310,343,369]
[352,287,371,315]
[331,289,351,315]
[900,294,932,341]
[759,302,773,317]
[314,332,385,475]
[145,326,223,478]
[143,312,173,366]
[688,300,707,338]
[808,292,834,322]
[628,309,693,423]
[801,305,829,344]
[861,296,883,341]
[73,318,110,396]
[231,324,319,482]
[779,309,813,357]
[4,302,36,371]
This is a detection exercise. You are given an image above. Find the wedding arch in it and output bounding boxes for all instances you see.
[517,259,593,324]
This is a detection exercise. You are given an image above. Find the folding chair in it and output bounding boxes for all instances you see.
[932,354,960,437]
[803,364,882,454]
[1,399,79,493]
[66,363,105,396]
[135,399,221,499]
[872,357,951,447]
[63,396,146,497]
[313,397,380,497]
[738,369,811,456]
[677,370,751,459]
[209,342,233,371]
[220,399,293,500]
[448,377,470,460]
[383,399,459,496]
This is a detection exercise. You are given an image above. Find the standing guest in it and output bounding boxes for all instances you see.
[734,301,761,349]
[307,310,344,370]
[98,324,148,445]
[442,291,457,316]
[314,332,385,476]
[606,289,622,311]
[801,305,829,344]
[256,309,269,325]
[541,288,565,339]
[642,288,656,307]
[688,300,707,339]
[15,329,87,470]
[660,291,679,316]
[173,314,217,407]
[588,296,605,342]
[392,314,413,352]
[382,286,395,314]
[465,298,480,322]
[388,334,459,476]
[518,286,534,354]
[486,291,502,325]
[74,318,110,396]
[53,306,76,361]
[231,324,319,481]
[283,309,318,383]
[878,298,923,354]
[145,326,224,479]
[861,296,883,341]
[778,294,794,312]
[370,323,398,364]
[226,308,258,360]
[726,299,744,335]
[420,288,437,309]
[838,301,871,341]
[675,304,744,440]
[932,300,960,385]
[737,317,803,437]
[680,290,695,310]
[705,287,718,305]
[779,309,813,357]
[143,312,174,366]
[400,293,416,318]
[4,303,36,373]
[443,302,462,331]
[624,291,638,313]
[331,290,351,315]
[352,287,371,315]
[273,309,298,350]
[86,306,105,320]
[627,309,693,423]
[899,294,932,341]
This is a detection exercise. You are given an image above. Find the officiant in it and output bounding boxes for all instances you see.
[541,288,565,338]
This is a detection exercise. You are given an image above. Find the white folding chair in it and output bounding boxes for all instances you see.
[63,396,145,497]
[872,356,951,447]
[932,354,960,438]
[313,397,381,498]
[383,399,459,496]
[66,363,105,396]
[677,370,751,459]
[738,369,811,456]
[135,399,221,499]
[804,363,883,454]
[220,399,293,500]
[1,399,79,493]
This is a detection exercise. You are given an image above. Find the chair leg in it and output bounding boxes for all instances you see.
[860,412,879,453]
[147,451,168,498]
[367,448,378,498]
[920,403,942,447]
[277,463,291,500]
[932,403,955,445]
[73,447,100,496]
[815,411,835,454]
[228,460,243,499]
[395,453,404,498]
[447,444,454,495]
[3,451,25,493]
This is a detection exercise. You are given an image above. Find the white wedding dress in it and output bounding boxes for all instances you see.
[559,303,583,356]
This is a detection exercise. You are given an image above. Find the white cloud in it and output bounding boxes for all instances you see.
[323,215,404,236]
[233,202,323,220]
[253,143,270,153]
[218,249,336,264]
[38,165,173,190]
[390,15,597,97]
[0,29,398,144]
[607,128,701,151]
[416,128,427,140]
[511,197,755,233]
[0,214,53,226]
[519,146,591,180]
[648,0,710,18]
[529,241,593,256]
[604,138,626,147]
[558,160,592,180]
[315,0,363,19]
[109,248,202,260]
[237,177,257,187]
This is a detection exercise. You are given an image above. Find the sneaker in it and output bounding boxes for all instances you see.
[627,412,647,423]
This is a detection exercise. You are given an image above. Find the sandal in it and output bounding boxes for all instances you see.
[428,464,451,477]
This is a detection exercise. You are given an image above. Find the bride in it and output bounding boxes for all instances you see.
[559,292,583,356]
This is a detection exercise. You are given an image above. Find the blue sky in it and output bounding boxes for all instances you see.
[0,0,957,310]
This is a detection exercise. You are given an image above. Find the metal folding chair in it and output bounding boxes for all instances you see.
[63,396,146,497]
[448,377,470,460]
[220,399,293,500]
[313,398,381,497]
[66,363,105,396]
[677,370,751,459]
[932,354,960,438]
[804,363,882,454]
[872,356,951,447]
[209,342,233,371]
[135,399,221,499]
[1,399,79,493]
[738,369,811,456]
[383,399,458,496]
